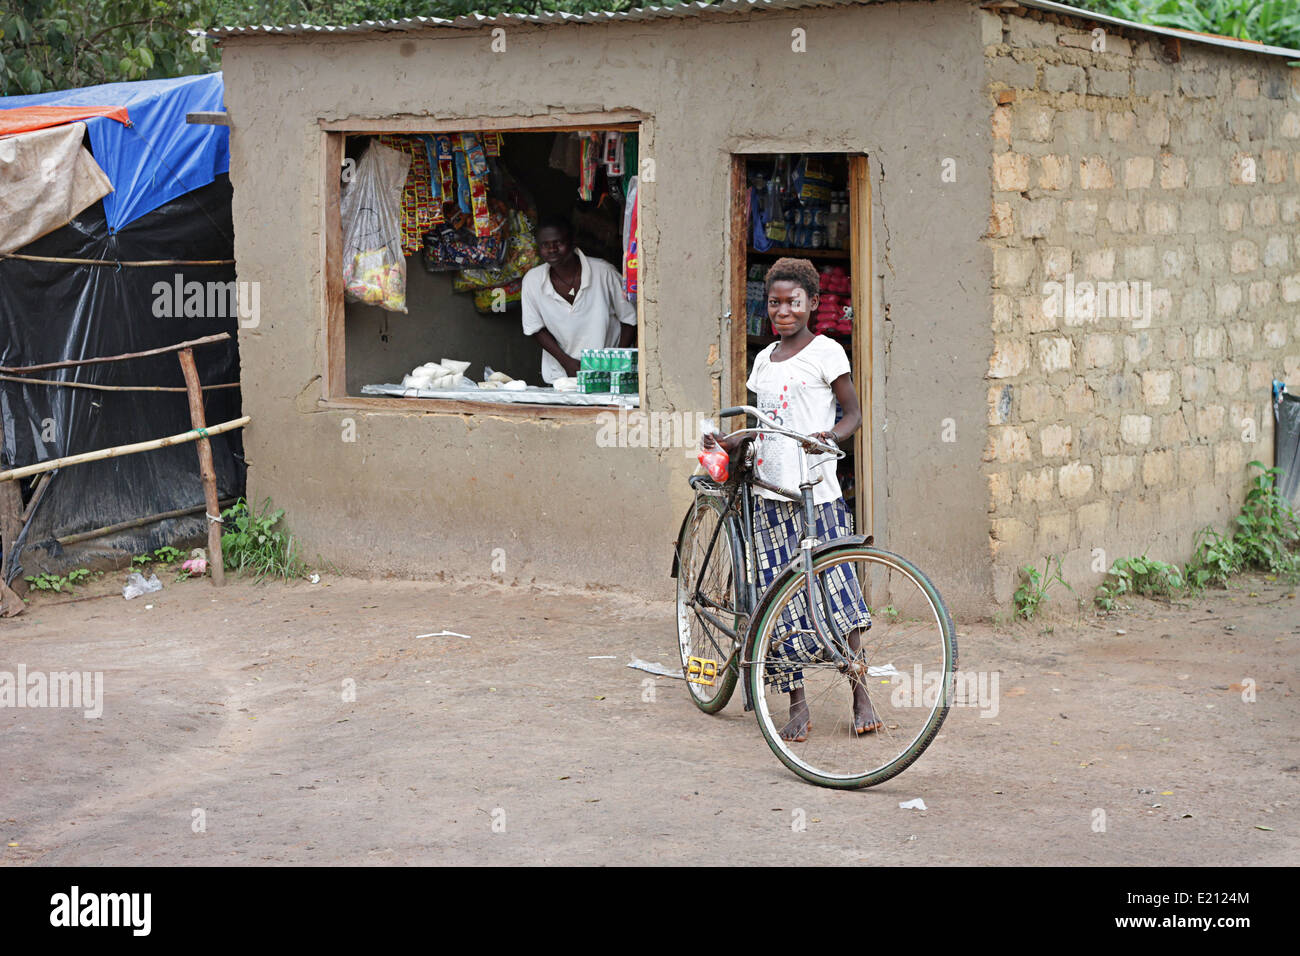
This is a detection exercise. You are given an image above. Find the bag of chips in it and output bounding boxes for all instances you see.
[420,200,509,272]
[453,208,539,291]
[472,279,523,314]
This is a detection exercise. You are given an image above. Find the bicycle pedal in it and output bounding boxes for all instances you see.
[686,656,719,686]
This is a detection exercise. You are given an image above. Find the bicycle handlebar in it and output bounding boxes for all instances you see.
[713,405,844,459]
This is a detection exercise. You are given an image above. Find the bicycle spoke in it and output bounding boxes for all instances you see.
[749,546,955,788]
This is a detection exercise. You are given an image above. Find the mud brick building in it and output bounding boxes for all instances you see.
[211,0,1300,615]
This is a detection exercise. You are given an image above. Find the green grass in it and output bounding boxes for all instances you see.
[23,568,93,593]
[220,497,307,581]
[1014,554,1075,620]
[1097,461,1300,610]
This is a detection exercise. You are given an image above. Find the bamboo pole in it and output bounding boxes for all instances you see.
[0,253,235,267]
[177,348,225,586]
[56,496,238,547]
[20,472,52,524]
[0,332,231,375]
[0,416,250,483]
[0,373,240,392]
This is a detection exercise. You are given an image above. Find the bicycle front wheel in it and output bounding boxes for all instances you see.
[674,492,742,713]
[746,543,956,789]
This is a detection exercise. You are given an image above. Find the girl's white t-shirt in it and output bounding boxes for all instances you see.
[746,334,851,505]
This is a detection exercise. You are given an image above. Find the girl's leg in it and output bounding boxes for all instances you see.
[846,626,883,734]
[751,497,818,741]
[813,498,881,734]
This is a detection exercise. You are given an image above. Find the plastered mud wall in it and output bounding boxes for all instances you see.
[982,7,1300,606]
[218,1,993,612]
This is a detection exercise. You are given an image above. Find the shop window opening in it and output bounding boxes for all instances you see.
[330,126,641,412]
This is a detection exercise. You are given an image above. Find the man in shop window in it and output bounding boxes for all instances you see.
[521,216,637,382]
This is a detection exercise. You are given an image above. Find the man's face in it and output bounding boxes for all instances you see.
[537,227,574,266]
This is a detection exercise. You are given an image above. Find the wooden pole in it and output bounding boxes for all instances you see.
[0,373,240,392]
[56,496,238,547]
[177,348,225,586]
[0,332,231,375]
[0,416,250,483]
[0,479,25,617]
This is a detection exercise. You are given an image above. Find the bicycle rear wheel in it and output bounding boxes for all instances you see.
[674,492,742,713]
[746,543,956,789]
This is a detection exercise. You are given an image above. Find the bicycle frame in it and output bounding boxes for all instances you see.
[681,406,859,688]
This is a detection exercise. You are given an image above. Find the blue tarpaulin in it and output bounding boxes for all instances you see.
[0,73,228,232]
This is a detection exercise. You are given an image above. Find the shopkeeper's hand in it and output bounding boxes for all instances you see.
[560,354,581,378]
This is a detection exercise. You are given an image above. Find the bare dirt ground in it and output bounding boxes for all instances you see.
[1,570,1296,866]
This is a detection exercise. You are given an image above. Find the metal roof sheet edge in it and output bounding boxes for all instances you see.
[207,0,1300,60]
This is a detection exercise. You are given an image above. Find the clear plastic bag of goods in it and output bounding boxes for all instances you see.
[123,572,163,600]
[341,143,411,313]
[697,418,729,482]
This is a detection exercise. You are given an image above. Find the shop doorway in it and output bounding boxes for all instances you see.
[728,153,872,535]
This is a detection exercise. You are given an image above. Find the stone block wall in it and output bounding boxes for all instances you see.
[982,7,1300,604]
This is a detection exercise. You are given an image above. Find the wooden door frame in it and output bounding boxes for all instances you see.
[727,153,874,537]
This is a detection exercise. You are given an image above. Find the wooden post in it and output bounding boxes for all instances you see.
[0,479,25,616]
[176,348,225,586]
[728,154,749,409]
[849,154,873,540]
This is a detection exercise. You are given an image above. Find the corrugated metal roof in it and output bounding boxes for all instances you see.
[209,0,1300,59]
[208,0,868,37]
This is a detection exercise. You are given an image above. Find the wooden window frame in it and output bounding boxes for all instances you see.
[318,112,647,421]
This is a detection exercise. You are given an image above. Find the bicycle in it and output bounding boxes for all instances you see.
[671,405,957,789]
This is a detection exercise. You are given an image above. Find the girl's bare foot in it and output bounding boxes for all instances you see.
[853,679,882,735]
[780,687,811,742]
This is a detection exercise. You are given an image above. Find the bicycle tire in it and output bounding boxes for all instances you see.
[746,543,957,789]
[674,491,743,713]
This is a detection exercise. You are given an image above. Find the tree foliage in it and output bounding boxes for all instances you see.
[1070,0,1300,51]
[12,0,1293,97]
[1,0,637,95]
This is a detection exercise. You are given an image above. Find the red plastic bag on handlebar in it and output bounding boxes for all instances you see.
[698,446,729,483]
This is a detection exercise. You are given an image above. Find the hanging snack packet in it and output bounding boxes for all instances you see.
[578,132,599,201]
[434,135,456,208]
[455,132,493,237]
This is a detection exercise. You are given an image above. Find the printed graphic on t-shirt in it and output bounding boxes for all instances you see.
[755,382,795,489]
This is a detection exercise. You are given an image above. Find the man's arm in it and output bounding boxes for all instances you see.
[531,328,580,378]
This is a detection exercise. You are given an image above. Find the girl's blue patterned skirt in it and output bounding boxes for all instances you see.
[752,496,873,693]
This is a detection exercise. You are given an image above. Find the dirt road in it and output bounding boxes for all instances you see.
[1,571,1296,865]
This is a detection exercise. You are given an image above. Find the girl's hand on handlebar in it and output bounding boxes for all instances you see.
[702,432,743,455]
[810,431,840,450]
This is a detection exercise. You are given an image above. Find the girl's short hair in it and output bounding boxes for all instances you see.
[764,257,820,297]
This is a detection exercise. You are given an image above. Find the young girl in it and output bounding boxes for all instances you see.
[704,257,877,742]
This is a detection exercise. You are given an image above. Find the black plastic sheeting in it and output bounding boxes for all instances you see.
[1276,382,1300,505]
[0,174,244,583]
